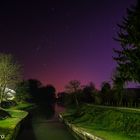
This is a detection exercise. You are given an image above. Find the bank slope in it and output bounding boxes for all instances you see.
[60,105,140,140]
[0,109,28,140]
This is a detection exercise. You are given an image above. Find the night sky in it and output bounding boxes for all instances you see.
[0,0,137,92]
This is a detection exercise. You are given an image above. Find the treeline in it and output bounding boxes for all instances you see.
[16,79,56,105]
[15,79,140,108]
[57,80,140,108]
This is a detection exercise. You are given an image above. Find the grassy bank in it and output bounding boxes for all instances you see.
[0,103,34,140]
[61,104,140,140]
[10,102,36,110]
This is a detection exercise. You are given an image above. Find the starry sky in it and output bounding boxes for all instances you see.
[0,0,137,92]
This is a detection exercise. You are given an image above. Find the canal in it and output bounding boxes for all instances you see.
[16,104,76,140]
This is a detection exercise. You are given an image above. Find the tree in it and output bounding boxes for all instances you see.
[82,82,96,103]
[57,92,68,105]
[15,81,31,102]
[27,79,42,101]
[113,0,140,84]
[0,54,21,107]
[65,80,81,107]
[111,70,125,105]
[39,85,56,103]
[101,81,112,105]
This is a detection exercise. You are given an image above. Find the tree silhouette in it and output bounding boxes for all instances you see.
[113,0,140,84]
[101,82,111,93]
[82,82,96,103]
[39,85,56,104]
[101,81,111,105]
[65,80,81,107]
[57,92,68,105]
[27,79,42,102]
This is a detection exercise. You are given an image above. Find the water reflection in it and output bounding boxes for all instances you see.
[16,104,75,140]
[35,103,55,120]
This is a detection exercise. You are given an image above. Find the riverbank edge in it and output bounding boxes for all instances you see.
[5,110,28,140]
[59,105,140,140]
[9,103,37,140]
[59,114,103,140]
[0,103,36,140]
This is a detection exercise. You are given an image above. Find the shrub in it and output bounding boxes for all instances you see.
[0,109,11,120]
[1,100,17,108]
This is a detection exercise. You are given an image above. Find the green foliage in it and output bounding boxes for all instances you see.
[15,81,31,102]
[63,105,140,138]
[113,1,140,83]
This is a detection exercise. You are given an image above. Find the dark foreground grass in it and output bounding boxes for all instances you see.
[62,105,140,140]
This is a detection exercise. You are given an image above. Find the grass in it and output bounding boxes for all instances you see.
[62,104,140,140]
[78,125,139,140]
[10,102,36,110]
[0,109,28,140]
[0,110,27,129]
[76,124,139,140]
[0,102,33,140]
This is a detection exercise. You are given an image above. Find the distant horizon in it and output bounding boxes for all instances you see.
[24,77,140,93]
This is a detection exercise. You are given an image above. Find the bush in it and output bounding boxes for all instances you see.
[1,100,17,108]
[0,109,11,120]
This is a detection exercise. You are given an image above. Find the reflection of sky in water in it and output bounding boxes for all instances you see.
[32,104,76,140]
[55,104,65,113]
[16,104,76,140]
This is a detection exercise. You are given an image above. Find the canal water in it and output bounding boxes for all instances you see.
[16,104,76,140]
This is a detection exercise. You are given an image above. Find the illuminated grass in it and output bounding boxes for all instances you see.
[10,102,36,110]
[62,105,140,140]
[0,110,27,129]
[76,124,139,140]
[0,103,31,140]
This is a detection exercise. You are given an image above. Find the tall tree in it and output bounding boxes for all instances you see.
[101,81,112,105]
[0,54,21,106]
[82,82,96,103]
[113,0,140,85]
[65,80,81,107]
